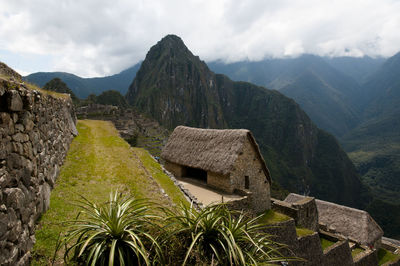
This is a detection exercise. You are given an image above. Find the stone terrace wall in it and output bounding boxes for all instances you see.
[323,239,353,266]
[0,78,77,265]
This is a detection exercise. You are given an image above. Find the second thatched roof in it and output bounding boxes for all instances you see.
[285,193,384,246]
[161,126,271,184]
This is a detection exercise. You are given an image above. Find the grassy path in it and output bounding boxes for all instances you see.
[32,120,187,264]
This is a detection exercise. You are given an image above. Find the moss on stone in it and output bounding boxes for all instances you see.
[260,210,291,224]
[296,227,314,237]
[378,248,400,265]
[320,237,336,250]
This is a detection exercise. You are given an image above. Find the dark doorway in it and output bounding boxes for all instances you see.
[183,166,207,183]
[245,176,250,189]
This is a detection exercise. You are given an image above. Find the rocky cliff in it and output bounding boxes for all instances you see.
[126,35,226,129]
[0,63,77,265]
[126,35,369,208]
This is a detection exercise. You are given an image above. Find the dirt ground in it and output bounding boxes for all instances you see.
[177,178,245,206]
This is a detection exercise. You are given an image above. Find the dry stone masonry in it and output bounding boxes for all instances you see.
[0,77,77,265]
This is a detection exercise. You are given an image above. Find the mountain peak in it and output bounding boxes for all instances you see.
[126,35,219,128]
[159,34,184,45]
[144,34,193,62]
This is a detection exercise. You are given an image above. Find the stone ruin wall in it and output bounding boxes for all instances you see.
[0,78,77,265]
[268,198,392,266]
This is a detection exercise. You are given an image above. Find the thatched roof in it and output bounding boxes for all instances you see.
[285,193,383,246]
[161,126,271,184]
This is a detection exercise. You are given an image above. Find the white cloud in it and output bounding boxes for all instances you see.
[0,0,399,77]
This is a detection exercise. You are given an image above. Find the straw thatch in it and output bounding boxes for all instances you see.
[285,193,383,246]
[161,126,271,184]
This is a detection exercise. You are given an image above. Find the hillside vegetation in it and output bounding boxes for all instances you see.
[32,120,187,265]
[42,77,79,104]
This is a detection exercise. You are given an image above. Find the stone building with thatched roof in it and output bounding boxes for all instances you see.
[284,193,384,248]
[161,126,272,211]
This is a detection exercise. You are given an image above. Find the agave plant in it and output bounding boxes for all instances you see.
[161,203,292,265]
[61,191,163,265]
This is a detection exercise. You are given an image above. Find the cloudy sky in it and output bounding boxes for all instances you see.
[1,0,399,77]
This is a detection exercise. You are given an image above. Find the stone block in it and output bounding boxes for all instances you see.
[23,118,34,132]
[7,153,22,169]
[12,132,29,142]
[22,142,33,159]
[8,169,21,186]
[0,212,7,239]
[21,167,32,187]
[15,124,24,132]
[24,94,34,111]
[16,251,30,266]
[8,220,22,242]
[12,113,18,123]
[0,112,11,125]
[18,226,30,252]
[7,91,23,111]
[42,183,51,212]
[12,142,23,154]
[0,141,11,159]
[5,188,25,210]
[8,246,18,264]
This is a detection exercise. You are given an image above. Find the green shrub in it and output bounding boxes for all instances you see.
[160,203,293,265]
[60,191,295,265]
[61,191,163,265]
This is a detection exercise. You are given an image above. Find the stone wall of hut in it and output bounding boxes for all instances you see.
[0,78,76,265]
[231,139,271,212]
[164,161,184,177]
[207,172,231,193]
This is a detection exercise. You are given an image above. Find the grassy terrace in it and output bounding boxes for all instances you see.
[351,247,364,257]
[259,209,291,225]
[378,248,400,265]
[295,227,314,237]
[32,120,187,265]
[320,237,336,250]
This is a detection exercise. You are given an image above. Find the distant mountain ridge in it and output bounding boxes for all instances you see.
[209,55,383,137]
[343,52,400,205]
[126,34,369,208]
[24,63,141,99]
[210,51,400,238]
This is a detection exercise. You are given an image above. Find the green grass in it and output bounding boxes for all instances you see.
[134,148,189,207]
[351,247,364,257]
[295,227,314,237]
[259,210,291,224]
[32,120,187,265]
[378,248,400,265]
[320,237,336,250]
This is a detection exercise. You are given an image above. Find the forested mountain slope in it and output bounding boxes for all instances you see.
[126,35,369,208]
